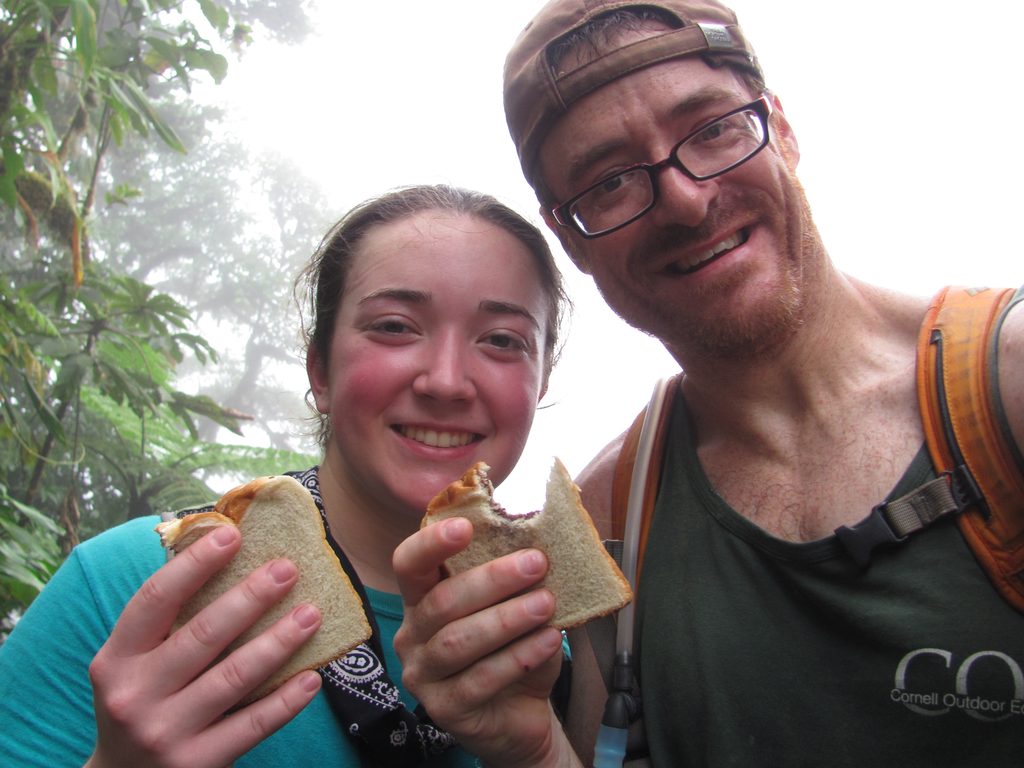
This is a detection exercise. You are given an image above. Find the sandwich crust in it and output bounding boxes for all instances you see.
[155,475,371,704]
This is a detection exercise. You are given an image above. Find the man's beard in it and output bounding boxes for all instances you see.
[599,188,813,363]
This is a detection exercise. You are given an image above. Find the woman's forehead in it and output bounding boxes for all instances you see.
[344,212,548,312]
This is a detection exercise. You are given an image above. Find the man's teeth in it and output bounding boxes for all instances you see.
[399,427,475,448]
[686,231,745,269]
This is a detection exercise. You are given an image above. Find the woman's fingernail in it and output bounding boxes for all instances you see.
[525,590,553,618]
[293,603,320,629]
[518,549,546,577]
[442,518,471,542]
[539,627,563,654]
[269,559,297,584]
[212,526,236,546]
[300,670,322,692]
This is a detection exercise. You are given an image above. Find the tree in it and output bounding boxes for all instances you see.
[96,101,336,452]
[0,0,319,631]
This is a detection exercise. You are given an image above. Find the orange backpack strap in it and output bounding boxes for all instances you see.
[917,285,1024,611]
[611,409,646,542]
[610,374,682,581]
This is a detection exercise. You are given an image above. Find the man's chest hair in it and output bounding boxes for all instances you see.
[699,410,924,542]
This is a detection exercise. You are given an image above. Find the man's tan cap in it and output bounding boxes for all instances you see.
[503,0,761,189]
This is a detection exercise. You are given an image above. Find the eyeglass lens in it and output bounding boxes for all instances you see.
[567,102,767,236]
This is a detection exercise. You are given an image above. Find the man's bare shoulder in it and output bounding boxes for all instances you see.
[575,431,627,540]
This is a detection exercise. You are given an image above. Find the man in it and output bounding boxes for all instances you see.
[393,1,1024,766]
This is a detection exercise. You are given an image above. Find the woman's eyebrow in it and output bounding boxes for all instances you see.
[358,291,538,329]
[359,288,429,305]
[480,299,539,330]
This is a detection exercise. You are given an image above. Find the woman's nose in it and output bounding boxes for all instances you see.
[412,338,476,401]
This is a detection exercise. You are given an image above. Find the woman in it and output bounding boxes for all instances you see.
[0,184,570,767]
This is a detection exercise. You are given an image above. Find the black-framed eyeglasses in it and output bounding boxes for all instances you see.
[551,94,773,238]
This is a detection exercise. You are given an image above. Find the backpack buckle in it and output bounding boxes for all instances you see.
[835,504,906,569]
[836,465,984,569]
[946,464,986,518]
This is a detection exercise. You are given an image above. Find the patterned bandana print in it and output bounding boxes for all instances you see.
[285,468,457,765]
[174,468,456,765]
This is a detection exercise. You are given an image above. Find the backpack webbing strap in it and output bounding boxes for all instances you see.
[835,472,978,567]
[917,285,1024,611]
[610,374,682,578]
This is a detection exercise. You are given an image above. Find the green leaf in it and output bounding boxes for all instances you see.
[20,371,67,444]
[69,0,99,76]
[104,184,143,207]
[107,109,126,146]
[111,76,187,154]
[145,36,182,73]
[0,488,62,602]
[95,360,160,413]
[183,48,229,84]
[0,146,26,210]
[10,290,60,338]
[97,29,140,70]
[30,53,60,98]
[173,332,218,365]
[0,492,61,535]
[23,88,62,153]
[78,384,145,446]
[98,336,172,388]
[169,391,251,436]
[198,0,230,32]
[100,76,147,135]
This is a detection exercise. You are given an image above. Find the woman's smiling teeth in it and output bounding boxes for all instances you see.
[397,426,477,448]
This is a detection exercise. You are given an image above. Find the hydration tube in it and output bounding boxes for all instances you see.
[593,377,673,768]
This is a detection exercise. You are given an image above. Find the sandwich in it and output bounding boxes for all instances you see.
[423,458,632,629]
[155,474,371,704]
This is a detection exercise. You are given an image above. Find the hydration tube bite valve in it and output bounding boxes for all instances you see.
[594,377,671,768]
[593,652,641,768]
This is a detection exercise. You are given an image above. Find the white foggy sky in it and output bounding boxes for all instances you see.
[204,0,1023,511]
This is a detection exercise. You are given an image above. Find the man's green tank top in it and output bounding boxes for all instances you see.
[638,393,1024,767]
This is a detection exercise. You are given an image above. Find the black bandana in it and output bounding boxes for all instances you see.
[174,468,457,765]
[285,467,457,765]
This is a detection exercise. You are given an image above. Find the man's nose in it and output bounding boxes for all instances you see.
[649,164,716,228]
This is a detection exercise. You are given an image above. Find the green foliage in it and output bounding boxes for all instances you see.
[75,382,315,518]
[0,0,239,253]
[0,484,62,625]
[2,260,260,504]
[0,0,319,625]
[97,104,336,452]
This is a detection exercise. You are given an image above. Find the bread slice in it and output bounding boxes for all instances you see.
[155,475,371,703]
[423,458,632,630]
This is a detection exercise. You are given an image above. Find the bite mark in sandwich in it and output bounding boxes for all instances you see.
[423,459,632,630]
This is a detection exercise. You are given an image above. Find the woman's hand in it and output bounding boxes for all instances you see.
[85,525,323,768]
[393,518,582,768]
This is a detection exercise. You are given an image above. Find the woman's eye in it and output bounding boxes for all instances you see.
[483,332,528,352]
[368,318,412,335]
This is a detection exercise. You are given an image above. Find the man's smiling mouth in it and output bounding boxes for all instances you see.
[666,228,749,274]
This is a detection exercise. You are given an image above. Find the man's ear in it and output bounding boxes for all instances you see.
[769,92,800,167]
[306,345,330,414]
[540,204,592,274]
